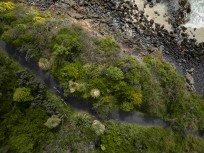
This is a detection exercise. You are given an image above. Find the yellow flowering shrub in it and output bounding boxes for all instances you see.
[132,92,142,106]
[0,2,15,13]
[33,16,46,24]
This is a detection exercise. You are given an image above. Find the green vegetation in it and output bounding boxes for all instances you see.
[1,46,203,153]
[44,115,61,129]
[13,87,34,102]
[0,49,53,152]
[1,3,204,153]
[100,121,204,153]
[1,2,204,133]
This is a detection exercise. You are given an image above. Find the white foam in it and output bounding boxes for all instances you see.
[185,0,204,28]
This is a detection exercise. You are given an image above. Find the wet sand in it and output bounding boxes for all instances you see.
[134,0,204,43]
[134,0,171,30]
[186,28,204,43]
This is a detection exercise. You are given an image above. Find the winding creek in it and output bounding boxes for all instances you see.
[1,39,204,139]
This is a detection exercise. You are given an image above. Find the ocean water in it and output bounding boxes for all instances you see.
[185,0,204,28]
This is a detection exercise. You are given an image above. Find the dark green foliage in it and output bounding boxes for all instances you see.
[13,33,33,47]
[2,108,52,153]
[0,11,16,23]
[51,27,83,62]
[0,50,17,116]
[0,50,54,153]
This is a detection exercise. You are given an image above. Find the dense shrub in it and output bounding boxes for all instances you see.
[13,87,34,102]
[38,58,50,70]
[52,27,83,61]
[44,115,61,129]
[92,120,105,136]
[95,37,119,52]
[59,62,82,81]
[106,66,124,81]
[1,2,204,135]
[0,2,15,13]
[100,121,204,153]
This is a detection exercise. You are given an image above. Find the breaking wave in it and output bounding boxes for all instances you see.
[185,0,204,28]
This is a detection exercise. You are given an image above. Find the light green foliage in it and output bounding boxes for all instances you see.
[92,120,105,136]
[13,87,34,102]
[38,58,50,70]
[95,37,119,52]
[33,16,46,24]
[132,92,142,105]
[53,44,69,56]
[106,66,124,81]
[60,62,81,80]
[72,112,93,127]
[0,2,15,13]
[16,24,27,32]
[52,27,83,61]
[82,64,105,79]
[44,115,61,129]
[120,102,134,111]
[1,29,15,44]
[68,80,85,93]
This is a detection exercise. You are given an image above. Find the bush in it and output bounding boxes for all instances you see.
[38,58,50,71]
[106,66,124,81]
[33,16,46,24]
[60,62,81,80]
[90,89,101,98]
[52,27,83,61]
[92,120,105,136]
[44,115,61,129]
[95,37,119,52]
[1,11,16,23]
[68,80,85,93]
[1,30,14,44]
[13,33,33,47]
[0,2,15,13]
[13,87,34,102]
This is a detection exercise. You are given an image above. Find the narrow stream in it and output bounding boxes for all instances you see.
[1,40,204,139]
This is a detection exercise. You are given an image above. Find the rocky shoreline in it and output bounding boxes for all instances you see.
[23,0,204,95]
